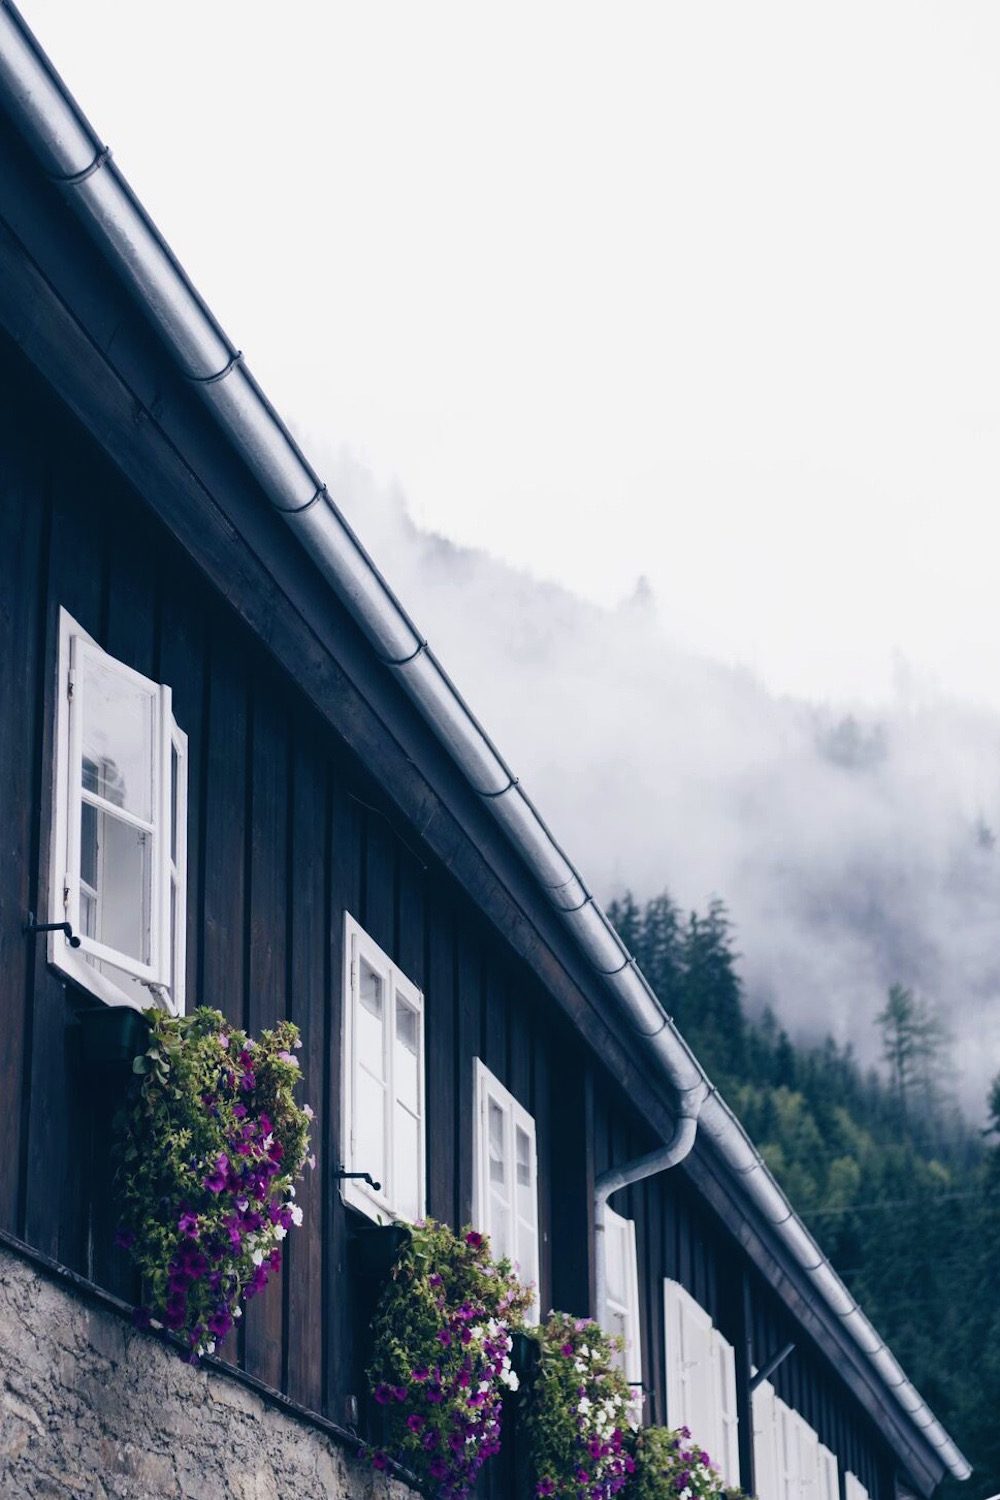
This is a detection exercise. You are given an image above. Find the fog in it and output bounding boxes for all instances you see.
[322,449,1000,1116]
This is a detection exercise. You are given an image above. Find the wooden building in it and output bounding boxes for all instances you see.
[0,6,969,1498]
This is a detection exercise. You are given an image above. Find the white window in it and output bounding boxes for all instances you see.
[603,1206,642,1387]
[473,1059,540,1322]
[341,913,425,1224]
[663,1279,740,1485]
[50,609,187,1014]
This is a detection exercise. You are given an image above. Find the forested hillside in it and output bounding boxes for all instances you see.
[608,892,1000,1499]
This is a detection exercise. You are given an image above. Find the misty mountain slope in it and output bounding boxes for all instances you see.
[321,448,1000,1109]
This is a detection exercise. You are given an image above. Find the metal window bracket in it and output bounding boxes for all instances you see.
[24,911,81,948]
[334,1166,382,1192]
[751,1340,796,1391]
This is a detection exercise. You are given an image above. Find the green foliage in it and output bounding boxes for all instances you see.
[610,891,1000,1500]
[367,1220,532,1497]
[115,1006,312,1360]
[630,1426,733,1500]
[522,1311,636,1497]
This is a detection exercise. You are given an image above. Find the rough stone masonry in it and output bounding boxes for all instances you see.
[0,1243,415,1499]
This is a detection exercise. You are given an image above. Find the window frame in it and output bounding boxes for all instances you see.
[340,912,426,1224]
[602,1204,643,1388]
[472,1058,540,1322]
[49,608,187,1014]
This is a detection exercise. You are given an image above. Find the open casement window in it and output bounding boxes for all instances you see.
[753,1379,782,1500]
[473,1060,540,1322]
[50,609,187,1014]
[664,1279,739,1480]
[603,1206,642,1388]
[341,914,425,1224]
[844,1475,869,1500]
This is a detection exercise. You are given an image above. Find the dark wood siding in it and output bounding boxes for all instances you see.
[0,321,910,1498]
[0,329,567,1450]
[596,1071,897,1500]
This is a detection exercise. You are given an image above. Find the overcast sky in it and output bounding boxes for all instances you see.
[29,1,1000,707]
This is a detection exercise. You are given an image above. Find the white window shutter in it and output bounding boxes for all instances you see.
[663,1279,716,1450]
[712,1329,740,1485]
[604,1208,642,1387]
[777,1397,800,1500]
[341,914,425,1224]
[818,1444,839,1500]
[473,1060,540,1321]
[753,1380,781,1500]
[797,1413,821,1500]
[664,1279,687,1429]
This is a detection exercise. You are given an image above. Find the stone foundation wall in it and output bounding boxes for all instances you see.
[0,1243,414,1500]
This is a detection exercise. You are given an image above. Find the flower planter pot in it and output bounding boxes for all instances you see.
[348,1220,412,1281]
[509,1330,541,1390]
[79,1006,150,1070]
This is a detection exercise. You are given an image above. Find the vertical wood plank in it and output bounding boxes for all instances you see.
[23,419,106,1271]
[363,808,395,957]
[425,889,456,1228]
[532,1012,553,1315]
[0,369,47,1236]
[243,673,289,1388]
[200,612,248,1027]
[88,491,159,1301]
[455,923,481,1229]
[326,778,362,1420]
[284,724,327,1409]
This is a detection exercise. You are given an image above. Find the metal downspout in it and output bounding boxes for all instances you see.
[594,1106,701,1335]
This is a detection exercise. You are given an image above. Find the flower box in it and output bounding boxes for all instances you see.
[79,1005,151,1070]
[348,1219,412,1281]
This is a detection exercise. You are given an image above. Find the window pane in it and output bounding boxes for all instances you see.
[489,1193,511,1260]
[515,1219,537,1288]
[488,1098,506,1187]
[394,1102,421,1222]
[394,996,420,1112]
[80,804,151,964]
[355,1068,386,1189]
[606,1226,625,1303]
[515,1125,533,1219]
[358,959,385,1078]
[81,657,155,821]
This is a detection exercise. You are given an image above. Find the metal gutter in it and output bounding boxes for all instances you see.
[0,2,970,1482]
[594,1106,701,1342]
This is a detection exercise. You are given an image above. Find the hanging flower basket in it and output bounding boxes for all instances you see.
[630,1426,731,1500]
[349,1219,413,1281]
[113,1005,314,1361]
[521,1312,637,1498]
[366,1220,533,1498]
